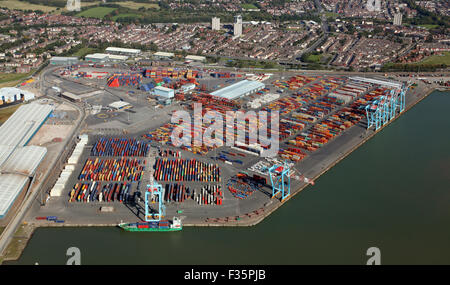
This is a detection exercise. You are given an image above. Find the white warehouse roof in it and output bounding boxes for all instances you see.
[210,80,265,100]
[0,103,54,147]
[0,145,14,167]
[0,102,52,219]
[86,53,128,61]
[106,47,141,54]
[154,86,173,92]
[0,87,35,102]
[0,174,28,218]
[185,55,206,61]
[50,56,78,61]
[153,52,174,58]
[0,146,47,176]
[109,101,131,110]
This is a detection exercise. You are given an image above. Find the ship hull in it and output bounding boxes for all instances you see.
[118,223,182,232]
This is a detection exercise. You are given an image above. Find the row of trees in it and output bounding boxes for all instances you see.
[381,63,448,72]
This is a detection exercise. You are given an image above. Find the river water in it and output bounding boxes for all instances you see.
[8,91,450,265]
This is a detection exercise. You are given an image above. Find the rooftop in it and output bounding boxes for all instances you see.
[154,86,174,92]
[153,51,175,57]
[210,80,265,100]
[0,102,54,148]
[106,47,141,54]
[109,101,131,109]
[50,56,78,61]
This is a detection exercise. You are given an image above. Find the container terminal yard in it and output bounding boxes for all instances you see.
[0,60,439,259]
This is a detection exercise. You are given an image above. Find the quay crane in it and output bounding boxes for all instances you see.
[267,161,314,202]
[118,149,182,231]
[350,77,408,131]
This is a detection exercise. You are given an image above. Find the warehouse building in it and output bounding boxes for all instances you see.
[85,53,128,63]
[109,101,131,110]
[0,102,53,219]
[50,56,79,65]
[185,55,206,62]
[153,86,174,99]
[210,80,265,100]
[106,47,141,56]
[153,52,175,60]
[0,87,35,105]
[180,83,196,93]
[61,91,82,102]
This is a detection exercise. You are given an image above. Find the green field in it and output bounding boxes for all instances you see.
[0,0,56,12]
[241,3,258,10]
[416,52,450,65]
[0,0,100,14]
[77,7,116,18]
[325,12,339,19]
[0,71,33,87]
[0,105,21,124]
[72,47,96,58]
[419,24,440,29]
[114,1,159,10]
[304,53,323,63]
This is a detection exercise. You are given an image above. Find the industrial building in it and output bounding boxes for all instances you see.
[180,83,196,93]
[85,53,128,63]
[153,52,175,60]
[50,56,79,65]
[153,86,174,99]
[0,87,35,105]
[0,102,53,219]
[61,91,82,102]
[210,80,265,100]
[185,55,206,62]
[109,101,131,110]
[105,47,141,56]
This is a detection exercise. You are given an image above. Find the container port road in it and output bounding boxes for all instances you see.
[0,63,436,257]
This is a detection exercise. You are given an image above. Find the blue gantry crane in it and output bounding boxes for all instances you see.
[145,179,166,222]
[266,161,314,201]
[353,76,407,131]
[268,161,291,201]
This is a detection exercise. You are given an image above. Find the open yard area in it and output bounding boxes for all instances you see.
[77,6,116,18]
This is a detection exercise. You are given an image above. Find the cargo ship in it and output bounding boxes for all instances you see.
[118,217,182,232]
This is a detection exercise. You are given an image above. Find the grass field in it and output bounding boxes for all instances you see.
[0,104,21,124]
[325,12,339,19]
[114,1,159,10]
[0,71,33,88]
[77,6,116,18]
[305,53,322,63]
[0,0,56,12]
[416,52,450,65]
[72,47,96,58]
[241,3,258,10]
[419,24,440,29]
[0,0,100,14]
